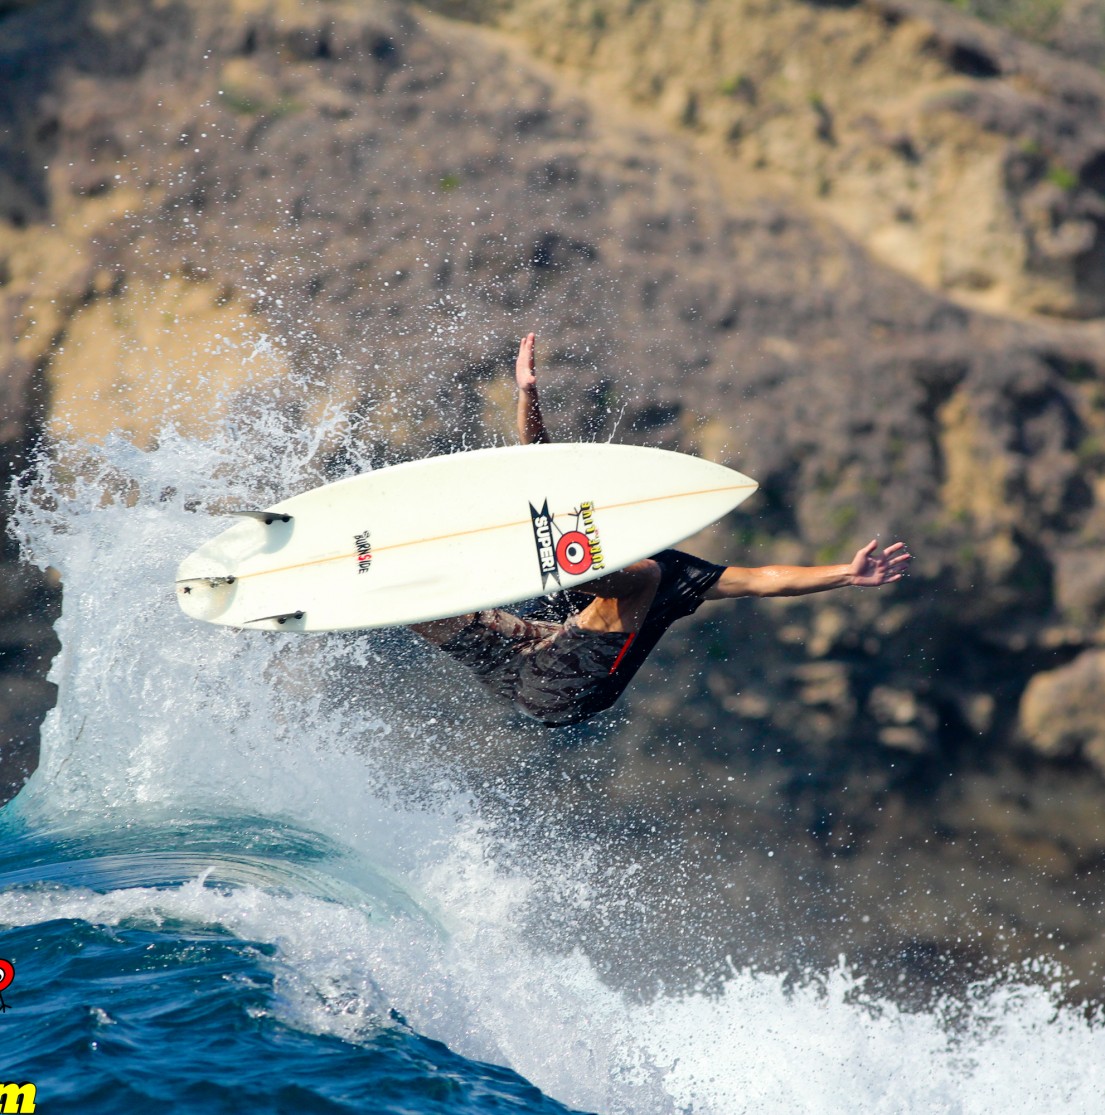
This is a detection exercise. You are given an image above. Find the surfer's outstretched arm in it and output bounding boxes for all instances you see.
[705,540,911,599]
[516,332,550,445]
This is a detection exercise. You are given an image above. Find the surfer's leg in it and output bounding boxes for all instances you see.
[410,614,478,646]
[429,609,562,707]
[572,559,661,634]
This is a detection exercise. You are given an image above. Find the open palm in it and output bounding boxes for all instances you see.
[849,539,911,586]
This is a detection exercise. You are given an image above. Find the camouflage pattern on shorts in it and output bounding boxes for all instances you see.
[437,549,726,727]
[437,610,630,726]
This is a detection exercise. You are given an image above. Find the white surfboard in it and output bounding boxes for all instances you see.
[175,442,757,633]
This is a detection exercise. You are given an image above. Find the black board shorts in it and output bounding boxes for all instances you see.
[437,549,725,727]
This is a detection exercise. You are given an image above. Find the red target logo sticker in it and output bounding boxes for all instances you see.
[0,959,12,1012]
[529,499,606,589]
[555,531,593,575]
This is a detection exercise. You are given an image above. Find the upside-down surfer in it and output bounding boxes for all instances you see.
[412,333,911,727]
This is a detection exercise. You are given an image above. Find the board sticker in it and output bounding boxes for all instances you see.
[354,530,373,574]
[530,499,605,588]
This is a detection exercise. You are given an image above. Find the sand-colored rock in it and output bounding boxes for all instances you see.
[47,277,290,445]
[431,0,1105,318]
[1019,648,1105,774]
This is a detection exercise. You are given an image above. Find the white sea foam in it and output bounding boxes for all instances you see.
[8,395,1105,1115]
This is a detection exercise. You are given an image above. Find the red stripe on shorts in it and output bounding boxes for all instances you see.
[609,632,636,674]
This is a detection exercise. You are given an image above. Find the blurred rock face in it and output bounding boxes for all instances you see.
[441,0,1105,319]
[3,0,1105,993]
[1019,649,1105,773]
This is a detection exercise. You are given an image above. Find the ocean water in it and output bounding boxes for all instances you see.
[3,392,1105,1114]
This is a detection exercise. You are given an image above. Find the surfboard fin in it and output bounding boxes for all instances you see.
[244,610,305,625]
[229,510,292,525]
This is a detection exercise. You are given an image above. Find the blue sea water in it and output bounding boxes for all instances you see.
[4,381,1105,1114]
[0,815,588,1114]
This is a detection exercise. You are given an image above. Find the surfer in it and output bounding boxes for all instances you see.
[412,333,912,727]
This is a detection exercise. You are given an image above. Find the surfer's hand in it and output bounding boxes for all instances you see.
[848,540,911,587]
[516,332,537,392]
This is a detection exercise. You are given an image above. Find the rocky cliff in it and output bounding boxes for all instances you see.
[432,0,1105,318]
[3,0,1105,996]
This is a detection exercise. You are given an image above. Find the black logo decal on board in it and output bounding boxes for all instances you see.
[354,530,373,574]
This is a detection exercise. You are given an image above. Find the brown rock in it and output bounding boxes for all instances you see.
[440,0,1105,318]
[1019,649,1105,774]
[1054,546,1105,626]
